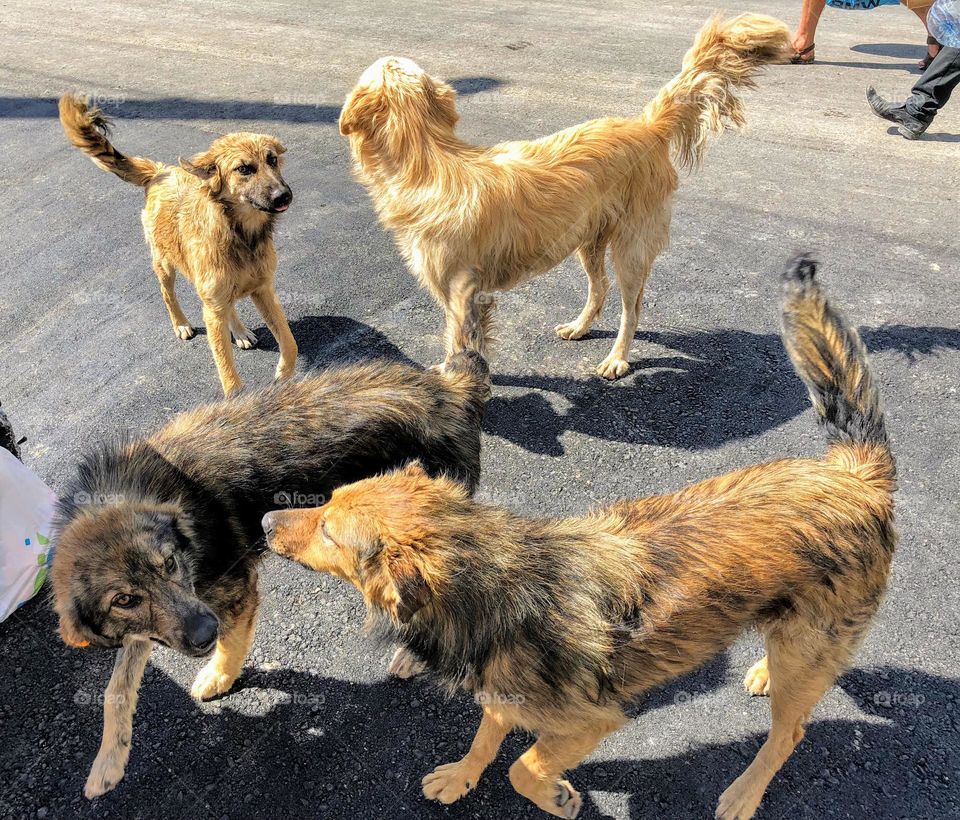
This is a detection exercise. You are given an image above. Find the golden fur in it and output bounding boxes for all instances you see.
[58,94,297,396]
[340,14,790,378]
[265,255,896,819]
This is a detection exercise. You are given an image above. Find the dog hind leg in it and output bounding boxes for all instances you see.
[716,631,853,820]
[153,258,195,341]
[84,638,154,799]
[192,588,260,701]
[422,707,511,804]
[743,655,770,696]
[228,305,258,350]
[556,239,610,341]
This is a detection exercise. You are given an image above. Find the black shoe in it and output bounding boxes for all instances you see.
[866,87,930,139]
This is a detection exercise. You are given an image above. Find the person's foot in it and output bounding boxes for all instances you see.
[866,87,930,140]
[789,40,815,64]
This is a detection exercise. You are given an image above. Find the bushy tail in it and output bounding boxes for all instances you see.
[58,94,161,186]
[781,253,895,481]
[643,14,790,170]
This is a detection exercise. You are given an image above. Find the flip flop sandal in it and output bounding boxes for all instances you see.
[790,44,815,64]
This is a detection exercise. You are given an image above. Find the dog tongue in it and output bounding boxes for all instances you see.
[274,204,289,212]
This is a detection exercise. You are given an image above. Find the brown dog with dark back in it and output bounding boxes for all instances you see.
[59,94,297,396]
[264,255,896,819]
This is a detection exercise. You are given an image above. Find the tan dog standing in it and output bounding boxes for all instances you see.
[264,254,897,819]
[59,95,297,396]
[340,15,790,378]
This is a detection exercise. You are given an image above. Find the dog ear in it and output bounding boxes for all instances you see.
[57,605,91,648]
[268,138,287,156]
[179,152,223,195]
[339,85,387,137]
[384,548,431,623]
[426,80,459,129]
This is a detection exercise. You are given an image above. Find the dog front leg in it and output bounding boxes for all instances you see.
[442,271,490,357]
[250,285,298,382]
[191,587,260,701]
[422,706,511,804]
[508,720,620,818]
[84,637,154,799]
[203,304,243,396]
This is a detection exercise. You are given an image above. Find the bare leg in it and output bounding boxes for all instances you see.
[422,707,512,804]
[250,286,298,381]
[556,240,610,341]
[792,0,825,53]
[716,636,847,820]
[508,721,619,818]
[228,304,258,350]
[191,589,260,701]
[203,304,243,396]
[153,259,194,340]
[84,638,154,799]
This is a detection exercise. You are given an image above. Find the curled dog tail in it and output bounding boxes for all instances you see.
[781,253,895,484]
[58,94,161,187]
[643,14,790,171]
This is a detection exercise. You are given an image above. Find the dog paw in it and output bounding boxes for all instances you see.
[232,329,258,350]
[552,780,582,819]
[596,356,630,380]
[422,761,476,804]
[715,776,764,820]
[191,662,236,701]
[175,324,196,341]
[84,751,127,799]
[388,647,426,679]
[273,362,296,382]
[555,322,588,341]
[743,657,770,697]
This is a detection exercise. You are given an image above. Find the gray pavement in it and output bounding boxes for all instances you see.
[1,1,958,818]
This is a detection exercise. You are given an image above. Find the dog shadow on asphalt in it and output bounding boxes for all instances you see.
[252,314,422,371]
[486,324,960,456]
[3,599,956,818]
[22,649,958,819]
[0,79,504,125]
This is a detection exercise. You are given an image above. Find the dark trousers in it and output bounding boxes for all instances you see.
[907,46,960,122]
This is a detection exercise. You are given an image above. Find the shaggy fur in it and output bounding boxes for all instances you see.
[59,94,297,396]
[340,14,790,378]
[265,255,896,819]
[50,351,489,799]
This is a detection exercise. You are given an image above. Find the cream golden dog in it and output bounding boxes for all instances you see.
[340,14,789,378]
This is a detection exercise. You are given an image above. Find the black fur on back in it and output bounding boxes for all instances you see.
[56,357,488,593]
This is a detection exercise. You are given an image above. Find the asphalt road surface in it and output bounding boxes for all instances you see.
[1,1,958,818]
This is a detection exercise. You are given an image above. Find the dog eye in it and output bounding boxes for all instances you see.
[112,593,141,609]
[236,164,254,176]
[266,154,278,167]
[165,554,177,574]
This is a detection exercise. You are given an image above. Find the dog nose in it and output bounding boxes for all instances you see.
[271,189,292,210]
[184,611,218,652]
[262,511,277,537]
